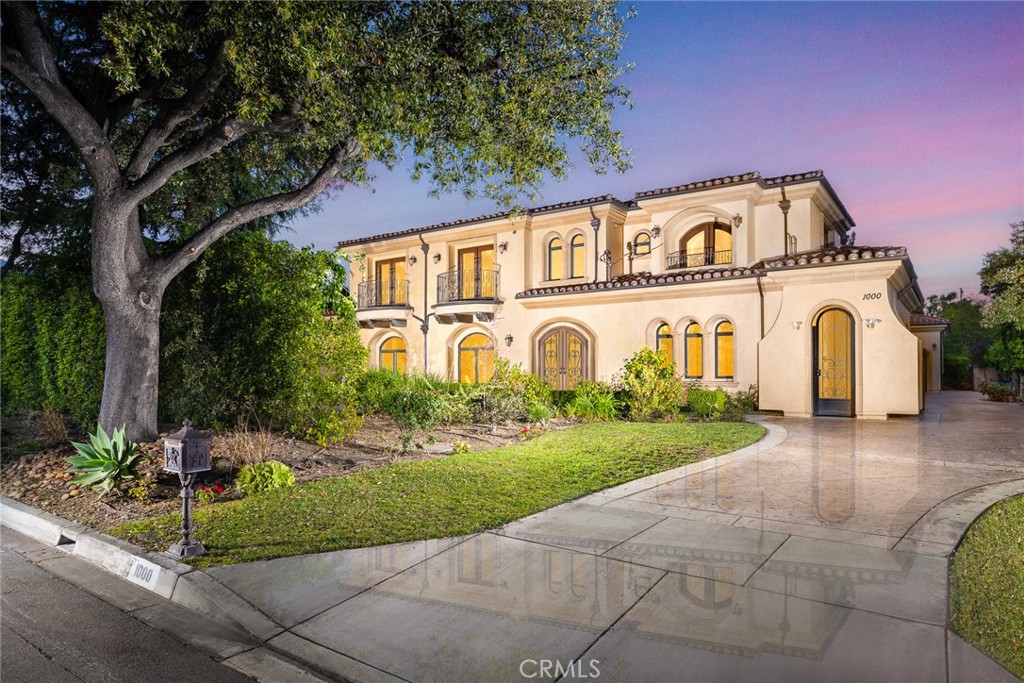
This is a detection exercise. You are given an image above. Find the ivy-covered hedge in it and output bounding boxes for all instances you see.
[0,232,366,441]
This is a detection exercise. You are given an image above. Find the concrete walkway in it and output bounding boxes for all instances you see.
[199,392,1023,683]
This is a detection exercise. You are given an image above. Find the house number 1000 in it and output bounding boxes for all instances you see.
[862,292,882,300]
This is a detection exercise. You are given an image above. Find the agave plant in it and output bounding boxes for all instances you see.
[65,424,147,495]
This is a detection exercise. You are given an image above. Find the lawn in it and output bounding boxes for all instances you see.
[949,494,1024,678]
[111,421,763,568]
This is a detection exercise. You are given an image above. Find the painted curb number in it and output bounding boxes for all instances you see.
[126,557,161,590]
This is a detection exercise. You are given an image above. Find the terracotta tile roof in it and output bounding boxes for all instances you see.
[909,313,950,327]
[338,170,848,249]
[516,245,910,299]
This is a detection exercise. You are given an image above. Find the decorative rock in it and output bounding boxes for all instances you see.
[69,489,80,497]
[61,493,70,501]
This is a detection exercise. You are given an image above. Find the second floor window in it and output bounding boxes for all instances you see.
[570,234,585,278]
[547,237,563,280]
[374,257,406,306]
[679,221,733,268]
[634,232,651,255]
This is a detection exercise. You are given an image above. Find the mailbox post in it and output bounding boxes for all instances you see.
[162,420,211,559]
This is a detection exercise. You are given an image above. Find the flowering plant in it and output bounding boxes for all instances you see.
[195,484,225,504]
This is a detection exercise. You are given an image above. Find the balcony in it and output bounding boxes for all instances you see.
[433,268,503,324]
[355,278,413,329]
[667,248,733,269]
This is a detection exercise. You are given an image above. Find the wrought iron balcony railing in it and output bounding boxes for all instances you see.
[666,248,733,269]
[357,278,409,309]
[437,268,501,304]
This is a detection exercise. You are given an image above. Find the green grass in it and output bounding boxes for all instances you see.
[950,494,1024,678]
[111,421,763,568]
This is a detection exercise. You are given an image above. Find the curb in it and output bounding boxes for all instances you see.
[0,496,327,682]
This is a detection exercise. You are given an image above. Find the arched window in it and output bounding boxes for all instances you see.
[569,234,586,278]
[715,321,734,379]
[684,322,703,379]
[547,237,563,280]
[655,323,673,362]
[678,221,733,267]
[458,333,495,384]
[380,336,407,374]
[634,232,651,255]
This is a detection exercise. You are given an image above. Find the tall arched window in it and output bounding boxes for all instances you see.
[380,336,407,374]
[547,237,563,280]
[634,232,651,255]
[715,321,734,379]
[655,323,673,362]
[569,234,586,278]
[458,333,495,384]
[679,221,733,267]
[684,322,703,379]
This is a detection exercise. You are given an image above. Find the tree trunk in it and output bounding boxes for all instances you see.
[93,205,165,442]
[96,288,163,441]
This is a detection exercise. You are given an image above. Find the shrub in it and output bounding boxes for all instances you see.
[527,402,555,424]
[218,419,276,469]
[617,347,683,421]
[980,382,1019,403]
[468,359,555,424]
[36,405,69,447]
[452,440,471,455]
[236,461,296,496]
[688,387,727,420]
[730,384,759,413]
[566,381,620,421]
[65,424,148,495]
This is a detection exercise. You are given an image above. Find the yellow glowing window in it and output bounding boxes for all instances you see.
[655,323,673,363]
[547,238,563,280]
[715,321,734,379]
[570,234,585,278]
[458,332,495,384]
[634,232,651,255]
[379,336,407,374]
[685,322,703,379]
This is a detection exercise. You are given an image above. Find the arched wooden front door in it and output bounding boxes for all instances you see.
[537,327,589,390]
[812,307,855,417]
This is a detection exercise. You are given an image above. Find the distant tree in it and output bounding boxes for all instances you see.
[979,221,1024,397]
[924,292,992,389]
[1,1,631,439]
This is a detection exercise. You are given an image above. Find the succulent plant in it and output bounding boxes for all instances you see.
[65,424,146,495]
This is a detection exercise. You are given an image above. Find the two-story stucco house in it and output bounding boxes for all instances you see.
[338,170,945,419]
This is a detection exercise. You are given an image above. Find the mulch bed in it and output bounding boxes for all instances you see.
[0,413,527,533]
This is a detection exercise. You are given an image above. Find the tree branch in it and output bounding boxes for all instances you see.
[0,221,31,281]
[125,44,230,180]
[0,3,120,192]
[155,142,358,284]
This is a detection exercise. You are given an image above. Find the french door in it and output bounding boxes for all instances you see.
[538,327,589,391]
[457,246,495,300]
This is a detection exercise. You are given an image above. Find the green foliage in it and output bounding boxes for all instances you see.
[980,221,1024,333]
[925,293,992,388]
[688,387,728,420]
[0,266,105,426]
[950,494,1024,678]
[112,421,765,567]
[980,382,1020,403]
[566,381,620,421]
[236,461,296,496]
[160,232,366,440]
[985,337,1024,377]
[617,347,683,421]
[65,424,147,495]
[489,359,553,408]
[527,403,555,424]
[452,441,471,455]
[356,370,468,433]
[469,359,554,424]
[728,385,759,413]
[943,353,974,391]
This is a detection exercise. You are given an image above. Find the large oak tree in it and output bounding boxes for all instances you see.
[1,1,630,439]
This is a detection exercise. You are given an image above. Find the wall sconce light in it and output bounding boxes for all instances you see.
[732,213,743,228]
[651,224,662,239]
[498,241,508,254]
[504,333,513,347]
[931,343,937,351]
[864,318,881,328]
[408,255,417,265]
[792,321,802,330]
[432,253,441,264]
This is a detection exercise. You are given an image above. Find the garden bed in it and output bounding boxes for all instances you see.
[0,411,525,533]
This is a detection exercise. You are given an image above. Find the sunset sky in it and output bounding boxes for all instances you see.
[286,2,1024,299]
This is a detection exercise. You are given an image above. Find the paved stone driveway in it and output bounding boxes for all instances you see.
[207,392,1023,683]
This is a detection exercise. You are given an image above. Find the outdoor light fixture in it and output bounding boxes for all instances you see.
[792,321,802,330]
[864,318,881,328]
[432,253,441,264]
[651,224,661,239]
[590,217,601,283]
[498,241,508,254]
[732,213,743,228]
[162,420,211,559]
[408,255,417,265]
[504,333,513,347]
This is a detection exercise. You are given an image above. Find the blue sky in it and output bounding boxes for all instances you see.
[285,2,1024,299]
